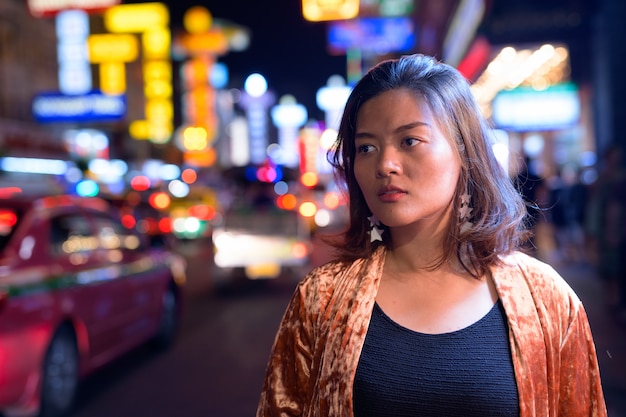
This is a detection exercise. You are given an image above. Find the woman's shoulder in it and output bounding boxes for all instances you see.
[497,250,559,275]
[290,257,367,317]
[495,251,581,307]
[301,259,349,288]
[299,248,385,297]
[301,256,370,288]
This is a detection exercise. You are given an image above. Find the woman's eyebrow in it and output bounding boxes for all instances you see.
[355,121,430,139]
[394,121,430,133]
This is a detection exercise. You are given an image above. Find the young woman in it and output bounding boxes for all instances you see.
[256,54,607,417]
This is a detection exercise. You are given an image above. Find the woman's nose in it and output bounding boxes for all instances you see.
[376,147,402,177]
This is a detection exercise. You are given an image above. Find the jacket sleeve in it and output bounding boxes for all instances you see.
[256,281,316,417]
[557,302,607,416]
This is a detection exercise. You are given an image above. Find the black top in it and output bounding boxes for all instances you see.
[353,300,520,417]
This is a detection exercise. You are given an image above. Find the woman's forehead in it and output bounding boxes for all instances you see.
[354,90,441,131]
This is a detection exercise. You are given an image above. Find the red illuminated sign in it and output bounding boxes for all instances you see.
[28,0,121,18]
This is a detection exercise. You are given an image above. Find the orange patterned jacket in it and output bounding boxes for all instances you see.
[257,246,607,417]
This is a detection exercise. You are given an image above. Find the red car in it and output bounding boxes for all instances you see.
[0,191,186,417]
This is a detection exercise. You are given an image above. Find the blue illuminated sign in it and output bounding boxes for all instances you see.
[32,91,126,123]
[328,17,415,54]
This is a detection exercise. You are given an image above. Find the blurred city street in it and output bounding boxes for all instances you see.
[1,2,626,416]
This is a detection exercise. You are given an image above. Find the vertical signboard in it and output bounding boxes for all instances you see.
[104,2,174,144]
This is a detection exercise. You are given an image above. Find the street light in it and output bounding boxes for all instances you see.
[316,75,351,131]
[239,73,275,165]
[271,95,308,168]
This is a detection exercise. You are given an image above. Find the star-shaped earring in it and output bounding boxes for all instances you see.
[459,192,473,233]
[368,215,384,243]
[459,205,473,220]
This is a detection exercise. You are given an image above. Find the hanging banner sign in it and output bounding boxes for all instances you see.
[32,91,126,123]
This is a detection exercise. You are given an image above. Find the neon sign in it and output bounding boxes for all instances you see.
[28,0,121,17]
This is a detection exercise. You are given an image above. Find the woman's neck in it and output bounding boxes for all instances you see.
[386,223,451,273]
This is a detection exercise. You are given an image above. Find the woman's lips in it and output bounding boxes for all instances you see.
[377,186,406,202]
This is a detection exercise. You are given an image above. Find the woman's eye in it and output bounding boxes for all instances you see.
[357,144,375,154]
[403,137,420,147]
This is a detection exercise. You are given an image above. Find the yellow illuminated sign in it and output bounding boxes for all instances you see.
[179,31,228,55]
[88,34,138,63]
[144,80,172,100]
[146,98,173,120]
[104,2,169,33]
[143,61,172,99]
[149,122,173,144]
[142,28,171,59]
[100,62,126,95]
[130,118,173,143]
[102,2,174,144]
[129,120,149,140]
[302,0,359,22]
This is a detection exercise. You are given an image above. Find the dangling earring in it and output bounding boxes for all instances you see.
[368,215,384,243]
[459,192,473,233]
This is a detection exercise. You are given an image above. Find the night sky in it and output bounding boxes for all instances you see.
[159,0,349,121]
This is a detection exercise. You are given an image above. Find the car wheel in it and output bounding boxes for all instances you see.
[39,326,79,417]
[153,285,179,349]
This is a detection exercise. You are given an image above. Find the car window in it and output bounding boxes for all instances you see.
[90,214,144,252]
[50,214,96,258]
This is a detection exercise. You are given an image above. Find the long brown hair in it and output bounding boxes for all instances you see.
[326,54,531,278]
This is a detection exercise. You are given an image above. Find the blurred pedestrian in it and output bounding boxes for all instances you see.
[514,156,546,255]
[553,165,589,264]
[256,54,607,417]
[586,145,626,319]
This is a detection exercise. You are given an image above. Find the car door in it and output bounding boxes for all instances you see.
[89,212,168,348]
[49,211,129,363]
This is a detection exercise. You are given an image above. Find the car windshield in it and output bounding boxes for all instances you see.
[220,181,302,236]
[223,207,300,235]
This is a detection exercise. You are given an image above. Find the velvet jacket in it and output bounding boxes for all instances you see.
[256,246,607,417]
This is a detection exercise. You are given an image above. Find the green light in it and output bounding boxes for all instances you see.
[76,180,99,197]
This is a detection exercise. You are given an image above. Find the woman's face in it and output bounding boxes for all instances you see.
[353,89,462,233]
